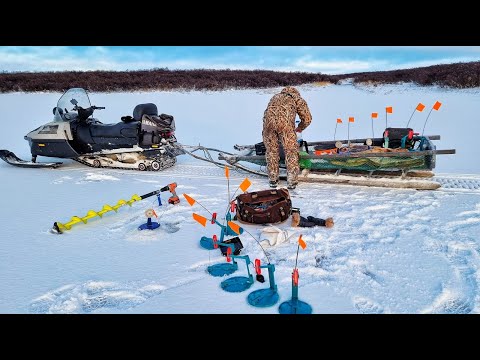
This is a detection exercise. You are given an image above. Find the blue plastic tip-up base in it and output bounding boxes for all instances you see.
[278,299,313,314]
[221,276,253,293]
[200,236,216,250]
[138,222,160,230]
[247,288,279,308]
[207,263,237,277]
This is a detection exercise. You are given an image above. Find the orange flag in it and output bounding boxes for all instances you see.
[183,193,196,206]
[192,213,207,227]
[433,101,442,111]
[336,118,342,124]
[386,106,393,113]
[225,166,229,179]
[416,103,425,112]
[349,117,355,123]
[298,235,307,250]
[239,178,251,192]
[227,221,242,235]
[371,112,378,118]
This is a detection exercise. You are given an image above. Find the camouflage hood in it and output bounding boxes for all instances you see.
[280,86,302,102]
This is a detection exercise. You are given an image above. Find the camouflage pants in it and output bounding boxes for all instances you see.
[262,128,299,186]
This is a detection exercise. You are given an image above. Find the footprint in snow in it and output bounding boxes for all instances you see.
[353,296,384,314]
[422,288,472,314]
[29,280,166,314]
[157,222,181,234]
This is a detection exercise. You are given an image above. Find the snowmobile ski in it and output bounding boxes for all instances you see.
[0,150,62,168]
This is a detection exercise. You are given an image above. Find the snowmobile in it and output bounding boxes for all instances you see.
[0,88,184,171]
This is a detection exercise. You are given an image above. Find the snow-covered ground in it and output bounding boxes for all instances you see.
[1,82,479,314]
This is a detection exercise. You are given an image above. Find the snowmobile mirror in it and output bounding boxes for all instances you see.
[52,107,64,115]
[70,98,78,106]
[335,141,343,149]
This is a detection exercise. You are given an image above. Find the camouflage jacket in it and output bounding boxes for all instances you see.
[262,86,312,133]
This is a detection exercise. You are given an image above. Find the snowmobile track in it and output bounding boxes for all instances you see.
[434,176,480,191]
[73,154,177,172]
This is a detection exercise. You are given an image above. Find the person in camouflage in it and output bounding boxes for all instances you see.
[262,86,312,189]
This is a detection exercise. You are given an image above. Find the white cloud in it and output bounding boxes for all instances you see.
[0,46,478,74]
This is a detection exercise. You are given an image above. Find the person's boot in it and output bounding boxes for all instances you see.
[287,174,298,190]
[269,179,279,188]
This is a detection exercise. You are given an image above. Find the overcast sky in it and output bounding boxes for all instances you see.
[1,46,479,74]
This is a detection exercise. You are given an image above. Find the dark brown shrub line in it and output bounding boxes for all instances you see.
[0,61,478,93]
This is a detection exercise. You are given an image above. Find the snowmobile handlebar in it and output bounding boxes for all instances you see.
[72,105,105,111]
[73,105,105,121]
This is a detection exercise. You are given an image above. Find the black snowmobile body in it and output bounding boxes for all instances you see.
[24,88,177,160]
[2,88,182,171]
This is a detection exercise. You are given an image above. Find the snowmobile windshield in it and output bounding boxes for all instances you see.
[54,88,92,122]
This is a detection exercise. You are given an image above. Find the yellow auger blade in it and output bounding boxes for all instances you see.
[112,199,127,211]
[53,194,143,233]
[98,204,114,217]
[82,210,101,222]
[127,194,141,205]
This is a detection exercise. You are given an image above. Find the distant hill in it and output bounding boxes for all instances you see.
[342,61,480,89]
[0,61,479,92]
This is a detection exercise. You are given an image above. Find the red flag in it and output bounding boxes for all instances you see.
[239,178,251,192]
[192,213,207,227]
[433,101,442,111]
[298,235,307,249]
[386,106,393,114]
[416,103,425,112]
[183,193,196,206]
[225,166,229,179]
[349,117,355,123]
[371,112,378,118]
[336,118,342,124]
[227,221,242,235]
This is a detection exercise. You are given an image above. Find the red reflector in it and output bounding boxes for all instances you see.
[255,259,261,275]
[292,269,299,286]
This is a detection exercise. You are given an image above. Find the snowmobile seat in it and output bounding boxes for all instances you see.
[133,103,158,121]
[89,121,138,139]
